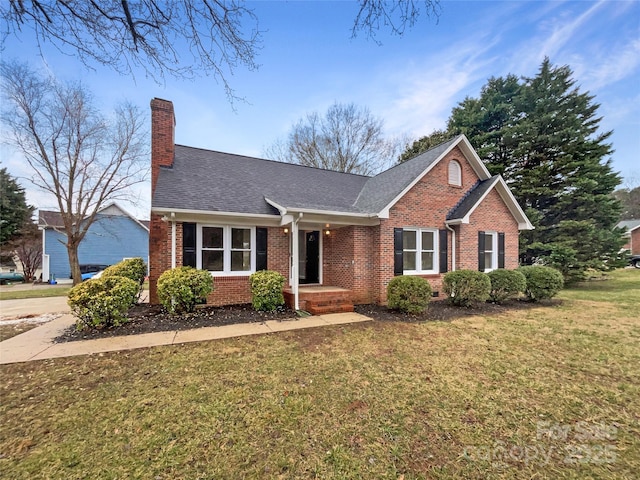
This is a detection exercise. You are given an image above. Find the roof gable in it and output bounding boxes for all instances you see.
[447,176,533,230]
[356,135,492,218]
[617,219,640,233]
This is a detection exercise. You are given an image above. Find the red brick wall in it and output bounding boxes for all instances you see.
[148,214,170,304]
[459,188,520,270]
[373,146,521,303]
[631,228,640,255]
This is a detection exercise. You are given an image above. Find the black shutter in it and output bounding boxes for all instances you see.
[393,228,403,276]
[498,232,505,269]
[439,229,448,273]
[478,231,486,272]
[182,222,196,268]
[256,227,268,271]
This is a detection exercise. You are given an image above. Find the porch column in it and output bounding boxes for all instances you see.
[291,213,303,310]
[170,219,176,269]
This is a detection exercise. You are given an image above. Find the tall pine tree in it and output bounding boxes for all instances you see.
[400,58,625,281]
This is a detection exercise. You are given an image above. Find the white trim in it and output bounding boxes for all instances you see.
[152,206,280,221]
[445,223,456,271]
[378,135,492,218]
[196,224,256,276]
[447,176,534,230]
[483,231,498,272]
[402,227,439,275]
[97,201,150,232]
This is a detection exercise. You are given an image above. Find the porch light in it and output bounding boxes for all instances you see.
[325,229,331,236]
[283,227,289,235]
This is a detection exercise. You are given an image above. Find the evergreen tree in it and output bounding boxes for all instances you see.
[398,129,452,163]
[0,167,33,244]
[399,58,625,281]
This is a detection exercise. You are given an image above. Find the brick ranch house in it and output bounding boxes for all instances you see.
[149,98,533,313]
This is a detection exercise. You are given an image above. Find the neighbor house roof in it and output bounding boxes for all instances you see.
[616,219,640,235]
[152,135,532,229]
[38,202,149,232]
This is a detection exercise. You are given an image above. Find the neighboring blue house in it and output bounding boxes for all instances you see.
[38,203,149,281]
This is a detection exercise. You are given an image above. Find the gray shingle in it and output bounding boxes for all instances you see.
[153,146,369,215]
[447,176,500,221]
[153,136,464,216]
[354,136,462,213]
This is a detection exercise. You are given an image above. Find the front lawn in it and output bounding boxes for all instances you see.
[1,269,638,478]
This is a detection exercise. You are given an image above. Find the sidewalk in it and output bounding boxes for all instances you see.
[0,311,372,365]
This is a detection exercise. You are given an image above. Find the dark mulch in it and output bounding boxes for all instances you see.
[55,304,297,343]
[56,298,561,344]
[355,298,561,323]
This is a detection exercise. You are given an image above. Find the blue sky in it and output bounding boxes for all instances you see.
[2,0,639,220]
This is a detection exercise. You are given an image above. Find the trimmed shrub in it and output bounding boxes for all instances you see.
[443,270,491,307]
[68,276,139,330]
[157,266,214,314]
[517,265,564,301]
[249,270,285,312]
[387,275,432,314]
[488,269,527,304]
[101,257,147,302]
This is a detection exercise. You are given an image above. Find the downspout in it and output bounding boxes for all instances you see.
[291,213,303,311]
[445,223,456,271]
[170,212,176,269]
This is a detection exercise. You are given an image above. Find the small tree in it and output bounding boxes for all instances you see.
[7,221,41,281]
[265,102,398,175]
[1,61,148,285]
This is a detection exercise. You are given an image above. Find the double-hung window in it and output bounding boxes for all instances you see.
[482,231,497,272]
[199,226,254,275]
[403,228,438,274]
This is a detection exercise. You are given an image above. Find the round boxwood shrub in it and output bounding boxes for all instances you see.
[443,270,491,307]
[157,266,214,314]
[249,270,285,312]
[487,269,527,304]
[517,265,564,301]
[68,276,139,330]
[101,257,147,302]
[387,275,432,314]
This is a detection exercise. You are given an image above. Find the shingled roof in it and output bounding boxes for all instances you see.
[447,176,500,221]
[153,136,468,217]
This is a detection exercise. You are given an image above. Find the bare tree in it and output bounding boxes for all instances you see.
[1,0,261,100]
[1,61,148,285]
[8,221,41,281]
[265,102,399,176]
[352,0,441,42]
[1,1,440,100]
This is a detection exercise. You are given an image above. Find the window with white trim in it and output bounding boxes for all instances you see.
[483,231,498,272]
[448,160,462,186]
[403,228,438,274]
[198,225,255,275]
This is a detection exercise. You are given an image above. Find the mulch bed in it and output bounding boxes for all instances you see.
[55,298,560,343]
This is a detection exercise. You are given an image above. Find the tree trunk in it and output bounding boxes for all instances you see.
[68,241,82,285]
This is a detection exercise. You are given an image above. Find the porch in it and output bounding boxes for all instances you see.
[283,285,354,315]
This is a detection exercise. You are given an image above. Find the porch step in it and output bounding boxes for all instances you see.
[306,301,354,315]
[284,286,354,315]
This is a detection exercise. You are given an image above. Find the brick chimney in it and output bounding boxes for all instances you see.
[149,98,175,304]
[150,98,175,195]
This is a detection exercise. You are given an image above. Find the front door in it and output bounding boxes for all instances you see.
[303,231,320,284]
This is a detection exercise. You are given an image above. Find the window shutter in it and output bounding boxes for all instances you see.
[256,227,268,271]
[498,232,505,269]
[478,231,486,272]
[394,228,403,276]
[182,222,196,268]
[439,229,448,273]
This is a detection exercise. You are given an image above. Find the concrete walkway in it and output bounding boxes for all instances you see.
[0,311,372,365]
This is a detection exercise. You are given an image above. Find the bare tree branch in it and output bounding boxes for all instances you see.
[1,60,149,284]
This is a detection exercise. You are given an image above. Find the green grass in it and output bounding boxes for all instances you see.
[0,286,72,301]
[0,281,149,301]
[1,269,638,479]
